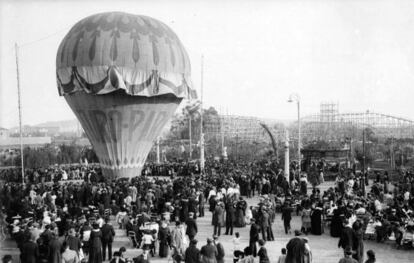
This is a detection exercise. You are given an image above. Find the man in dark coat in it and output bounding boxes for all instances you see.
[101,216,115,261]
[224,201,235,235]
[249,219,261,257]
[20,234,39,263]
[198,192,205,217]
[185,239,201,263]
[40,224,53,246]
[48,233,62,263]
[200,238,218,263]
[213,235,225,263]
[338,220,355,250]
[260,209,270,241]
[186,212,198,241]
[281,203,293,234]
[189,195,198,219]
[213,202,224,236]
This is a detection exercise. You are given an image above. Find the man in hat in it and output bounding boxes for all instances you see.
[281,202,293,235]
[225,200,235,236]
[101,216,115,261]
[338,246,358,263]
[249,218,261,257]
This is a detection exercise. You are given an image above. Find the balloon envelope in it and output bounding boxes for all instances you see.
[56,12,194,178]
[66,91,180,179]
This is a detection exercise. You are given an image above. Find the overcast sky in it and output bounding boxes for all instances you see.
[1,0,414,128]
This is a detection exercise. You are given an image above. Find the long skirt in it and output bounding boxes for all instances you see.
[234,209,245,227]
[159,241,169,258]
[88,247,103,263]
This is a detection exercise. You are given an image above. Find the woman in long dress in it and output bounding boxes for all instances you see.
[158,222,171,258]
[330,201,345,237]
[235,198,247,227]
[310,204,323,235]
[88,223,103,263]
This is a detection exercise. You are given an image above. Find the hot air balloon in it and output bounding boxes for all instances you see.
[56,12,195,179]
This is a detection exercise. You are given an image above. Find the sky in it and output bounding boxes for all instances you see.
[1,0,414,128]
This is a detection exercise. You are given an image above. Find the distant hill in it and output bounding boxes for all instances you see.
[35,119,79,132]
[9,119,80,134]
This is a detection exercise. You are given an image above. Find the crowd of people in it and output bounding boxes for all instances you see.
[0,158,413,263]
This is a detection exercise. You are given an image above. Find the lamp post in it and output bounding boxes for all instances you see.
[288,93,301,174]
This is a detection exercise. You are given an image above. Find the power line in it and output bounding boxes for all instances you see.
[18,25,71,48]
[0,25,71,61]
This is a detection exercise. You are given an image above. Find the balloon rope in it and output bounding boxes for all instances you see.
[19,25,73,48]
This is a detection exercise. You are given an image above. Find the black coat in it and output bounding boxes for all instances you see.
[101,223,115,242]
[186,218,198,237]
[281,206,292,222]
[258,247,269,263]
[21,241,39,263]
[215,242,225,263]
[185,245,201,263]
[225,204,236,224]
[249,223,261,242]
[201,244,218,259]
[338,226,355,249]
[212,206,224,226]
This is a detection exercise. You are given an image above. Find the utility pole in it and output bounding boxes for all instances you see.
[156,136,160,164]
[297,99,301,173]
[221,114,224,157]
[189,114,192,160]
[235,134,239,160]
[15,43,24,186]
[200,55,205,172]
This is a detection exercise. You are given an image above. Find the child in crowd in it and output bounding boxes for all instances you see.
[277,248,286,263]
[233,232,243,263]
